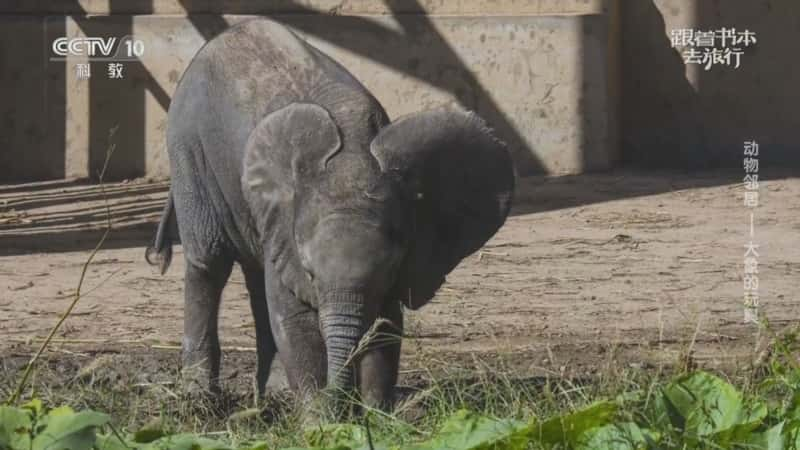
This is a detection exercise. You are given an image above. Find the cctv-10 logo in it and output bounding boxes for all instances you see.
[51,36,144,59]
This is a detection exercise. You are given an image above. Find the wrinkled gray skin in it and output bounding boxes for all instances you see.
[146,18,514,410]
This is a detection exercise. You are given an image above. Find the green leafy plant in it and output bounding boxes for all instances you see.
[0,399,110,450]
[5,368,800,449]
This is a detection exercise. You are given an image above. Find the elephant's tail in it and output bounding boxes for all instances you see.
[145,190,176,275]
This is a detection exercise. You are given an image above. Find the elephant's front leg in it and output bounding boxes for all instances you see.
[265,273,326,395]
[182,260,233,394]
[358,300,403,410]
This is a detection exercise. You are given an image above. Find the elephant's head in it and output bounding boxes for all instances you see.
[242,102,514,393]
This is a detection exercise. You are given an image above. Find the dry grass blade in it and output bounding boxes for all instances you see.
[6,126,119,406]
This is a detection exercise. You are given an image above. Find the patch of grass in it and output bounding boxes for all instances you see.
[1,324,798,449]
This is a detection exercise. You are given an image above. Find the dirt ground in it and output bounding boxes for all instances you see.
[1,169,798,390]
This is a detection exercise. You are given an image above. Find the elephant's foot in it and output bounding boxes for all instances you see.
[295,388,353,427]
[180,344,221,397]
[180,364,217,397]
[361,386,396,413]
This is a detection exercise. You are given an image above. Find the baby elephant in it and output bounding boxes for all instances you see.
[146,18,514,410]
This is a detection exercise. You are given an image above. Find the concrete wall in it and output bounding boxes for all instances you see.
[0,0,616,182]
[1,1,797,182]
[0,0,610,15]
[621,0,800,169]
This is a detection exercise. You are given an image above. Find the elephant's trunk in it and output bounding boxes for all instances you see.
[319,290,369,392]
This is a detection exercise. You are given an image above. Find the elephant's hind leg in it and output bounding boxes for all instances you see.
[182,258,233,395]
[243,266,277,396]
[170,139,236,394]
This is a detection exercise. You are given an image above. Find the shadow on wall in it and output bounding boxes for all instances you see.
[0,0,170,183]
[622,0,800,172]
[695,0,800,175]
[621,0,707,169]
[79,1,147,181]
[76,0,171,181]
[0,16,67,181]
[177,0,545,175]
[580,13,615,172]
[0,0,548,184]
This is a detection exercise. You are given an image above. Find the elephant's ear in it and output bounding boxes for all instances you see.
[242,103,342,298]
[370,107,515,309]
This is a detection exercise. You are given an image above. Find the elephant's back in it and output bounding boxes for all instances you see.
[168,18,377,160]
[166,18,371,265]
[194,18,320,102]
[169,19,323,142]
